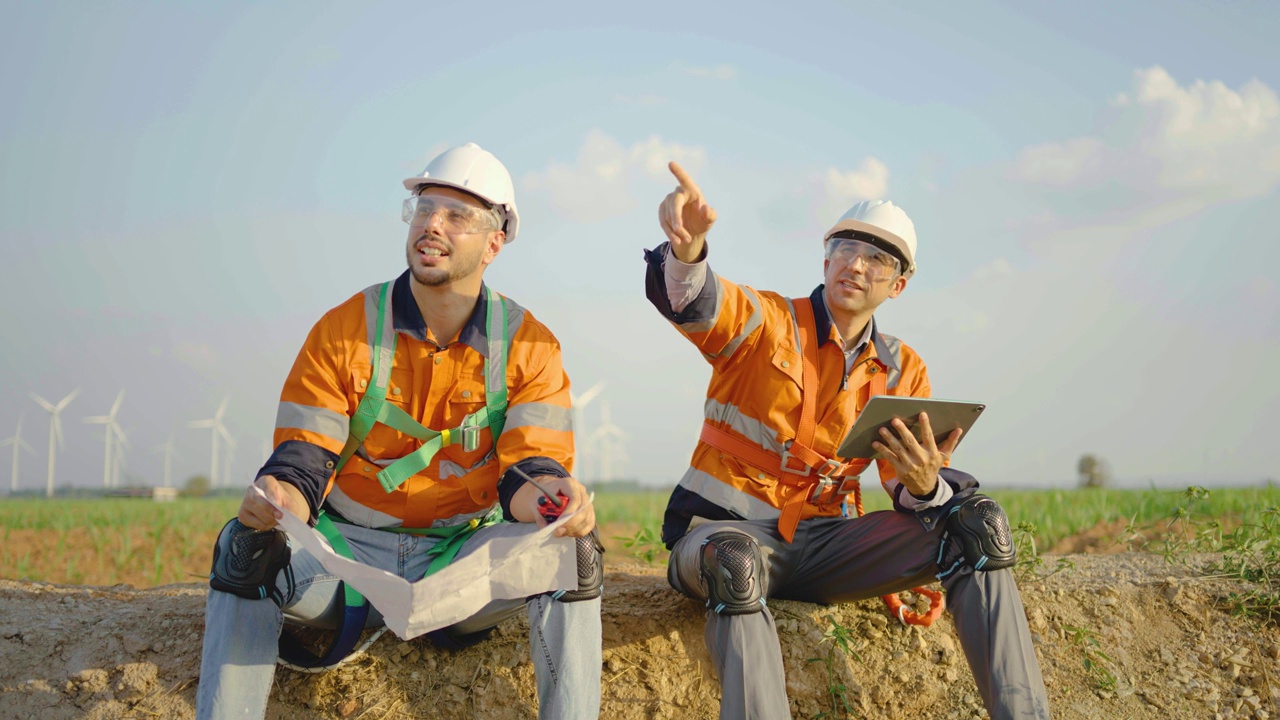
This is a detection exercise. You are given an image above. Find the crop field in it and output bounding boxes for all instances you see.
[0,484,1277,589]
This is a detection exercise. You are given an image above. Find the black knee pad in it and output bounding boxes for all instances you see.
[209,518,294,606]
[554,529,605,603]
[698,531,766,615]
[943,495,1016,573]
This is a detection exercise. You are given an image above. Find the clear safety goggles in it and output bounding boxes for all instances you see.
[825,237,901,280]
[402,195,501,234]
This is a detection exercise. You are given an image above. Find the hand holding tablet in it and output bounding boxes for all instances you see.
[837,397,986,460]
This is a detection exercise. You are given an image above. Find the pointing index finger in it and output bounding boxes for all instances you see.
[668,161,701,195]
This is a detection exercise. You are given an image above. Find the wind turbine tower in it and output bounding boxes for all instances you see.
[151,433,177,489]
[569,382,604,481]
[191,398,230,489]
[589,398,628,484]
[1,415,34,494]
[31,389,80,498]
[85,390,126,489]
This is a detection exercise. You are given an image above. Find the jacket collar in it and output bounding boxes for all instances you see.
[392,270,493,357]
[810,285,899,371]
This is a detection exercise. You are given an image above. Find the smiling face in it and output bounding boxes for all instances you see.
[404,186,505,288]
[822,238,908,321]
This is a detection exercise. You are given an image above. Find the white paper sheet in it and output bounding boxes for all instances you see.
[255,486,581,640]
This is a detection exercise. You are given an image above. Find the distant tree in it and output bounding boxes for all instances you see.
[1077,454,1110,489]
[181,475,211,498]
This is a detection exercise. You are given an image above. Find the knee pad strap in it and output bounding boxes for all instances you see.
[698,531,766,615]
[938,495,1016,578]
[209,518,294,606]
[553,529,605,603]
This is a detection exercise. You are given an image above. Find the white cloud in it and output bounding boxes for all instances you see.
[823,158,890,205]
[1016,137,1105,186]
[1016,67,1280,204]
[680,63,736,80]
[812,157,890,225]
[522,130,707,223]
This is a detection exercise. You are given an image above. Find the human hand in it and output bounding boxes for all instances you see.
[871,412,962,498]
[238,475,309,530]
[658,161,717,263]
[511,474,596,538]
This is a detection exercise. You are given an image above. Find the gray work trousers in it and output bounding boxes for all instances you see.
[197,520,602,720]
[668,511,1050,720]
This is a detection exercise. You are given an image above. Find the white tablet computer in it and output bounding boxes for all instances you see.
[836,396,986,460]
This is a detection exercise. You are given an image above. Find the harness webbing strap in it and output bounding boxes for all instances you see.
[333,282,510,492]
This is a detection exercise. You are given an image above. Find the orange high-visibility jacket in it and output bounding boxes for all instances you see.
[645,244,934,543]
[265,271,574,529]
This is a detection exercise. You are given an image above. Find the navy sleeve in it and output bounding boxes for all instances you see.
[660,485,740,549]
[643,242,721,324]
[498,456,571,522]
[257,440,338,526]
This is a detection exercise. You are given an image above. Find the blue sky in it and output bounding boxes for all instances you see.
[2,0,1277,492]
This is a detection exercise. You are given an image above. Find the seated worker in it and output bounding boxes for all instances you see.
[197,143,603,720]
[644,161,1050,720]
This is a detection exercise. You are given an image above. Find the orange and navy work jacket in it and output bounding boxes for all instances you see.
[261,271,574,530]
[645,244,965,546]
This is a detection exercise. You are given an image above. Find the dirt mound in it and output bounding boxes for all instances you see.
[1,555,1277,719]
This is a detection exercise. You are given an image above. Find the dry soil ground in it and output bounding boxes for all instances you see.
[1,553,1278,719]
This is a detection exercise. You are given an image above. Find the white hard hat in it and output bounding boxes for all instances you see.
[403,143,520,244]
[823,199,918,278]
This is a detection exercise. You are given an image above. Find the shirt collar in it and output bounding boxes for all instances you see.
[391,270,493,357]
[810,285,899,371]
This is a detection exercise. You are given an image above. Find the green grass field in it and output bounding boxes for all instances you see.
[1,485,1277,591]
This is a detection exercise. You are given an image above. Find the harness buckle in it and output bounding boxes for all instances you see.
[816,458,844,479]
[779,449,812,476]
[462,425,480,453]
[809,474,860,502]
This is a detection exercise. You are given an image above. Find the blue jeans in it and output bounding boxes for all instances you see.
[196,520,602,720]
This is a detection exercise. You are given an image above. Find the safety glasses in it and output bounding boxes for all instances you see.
[825,238,901,280]
[402,195,500,234]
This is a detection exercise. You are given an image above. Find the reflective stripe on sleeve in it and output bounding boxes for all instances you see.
[504,402,573,433]
[275,403,350,446]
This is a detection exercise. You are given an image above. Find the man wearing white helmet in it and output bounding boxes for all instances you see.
[196,143,602,720]
[644,162,1049,719]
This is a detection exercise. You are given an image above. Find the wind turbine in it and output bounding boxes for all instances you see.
[588,399,627,484]
[31,389,80,498]
[151,433,177,488]
[191,398,231,489]
[85,390,126,490]
[1,415,34,494]
[111,422,131,488]
[569,381,605,481]
[221,433,238,489]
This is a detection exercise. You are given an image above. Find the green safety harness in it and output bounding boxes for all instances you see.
[278,281,511,671]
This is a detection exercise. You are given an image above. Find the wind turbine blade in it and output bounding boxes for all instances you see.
[84,415,110,424]
[214,397,229,422]
[190,419,215,429]
[571,382,605,409]
[217,425,234,446]
[55,389,81,412]
[30,394,55,413]
[108,390,125,418]
[18,439,34,454]
[53,417,65,450]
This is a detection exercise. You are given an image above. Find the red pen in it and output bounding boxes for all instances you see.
[508,465,569,524]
